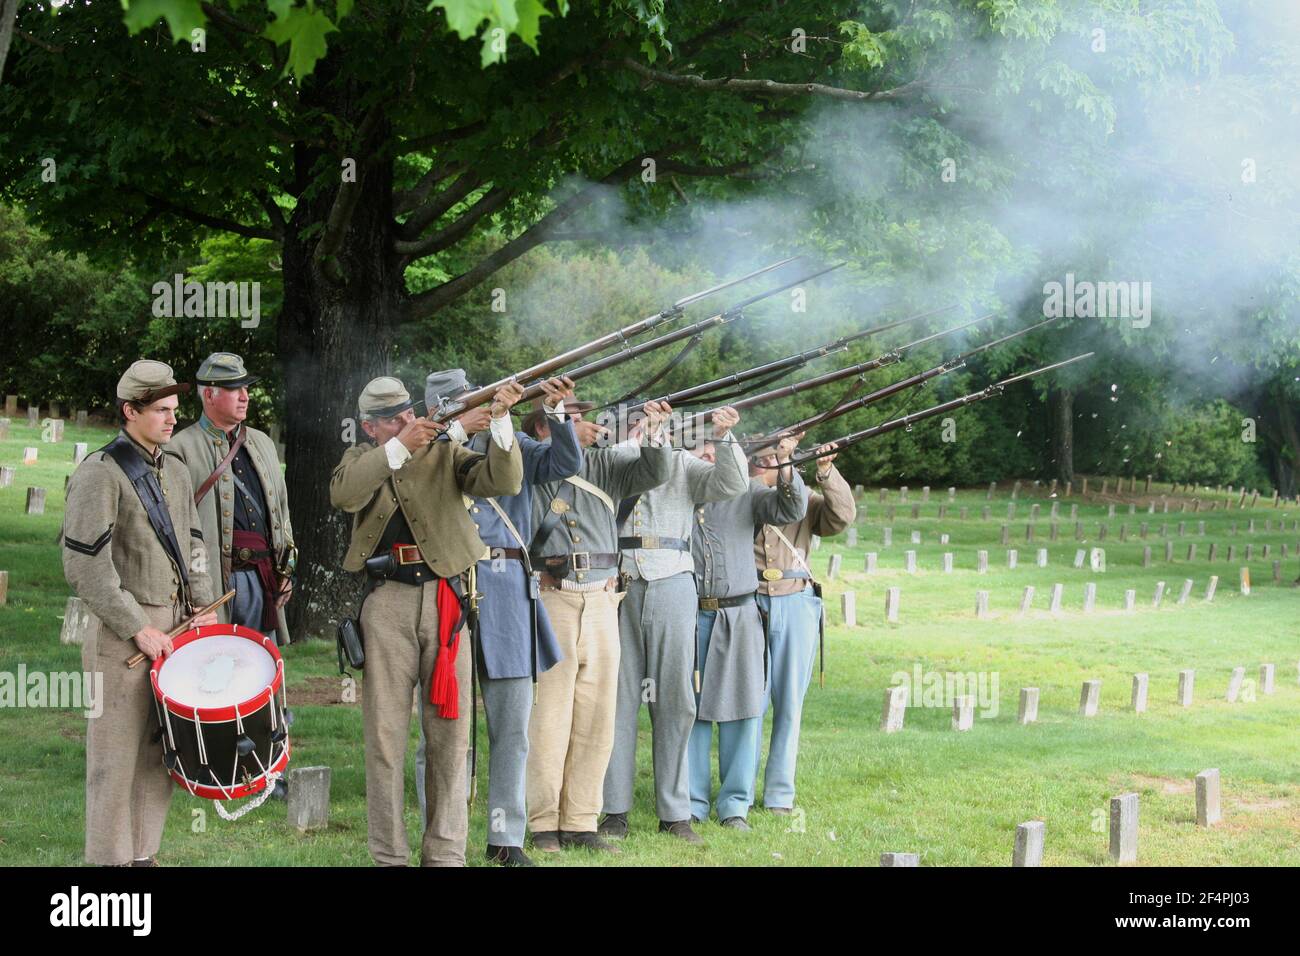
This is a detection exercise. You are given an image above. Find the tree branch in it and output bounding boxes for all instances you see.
[613,57,920,102]
[15,27,63,55]
[398,119,488,156]
[393,160,467,215]
[396,169,482,240]
[395,185,513,260]
[403,152,661,322]
[313,105,386,282]
[256,191,287,240]
[137,192,278,240]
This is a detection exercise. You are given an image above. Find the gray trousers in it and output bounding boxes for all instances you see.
[417,666,533,848]
[602,573,698,823]
[230,568,269,636]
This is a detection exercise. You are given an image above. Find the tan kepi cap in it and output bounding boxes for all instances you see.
[358,376,415,419]
[116,360,190,404]
[196,352,260,388]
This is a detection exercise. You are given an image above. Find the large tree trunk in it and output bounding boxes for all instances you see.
[279,71,402,639]
[1049,385,1074,486]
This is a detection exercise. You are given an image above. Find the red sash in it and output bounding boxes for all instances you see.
[428,578,465,719]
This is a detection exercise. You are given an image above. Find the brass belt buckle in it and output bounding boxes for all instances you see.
[395,544,422,566]
[641,535,660,550]
[762,568,783,582]
[699,597,720,611]
[237,547,253,562]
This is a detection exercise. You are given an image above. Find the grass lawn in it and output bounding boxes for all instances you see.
[2,416,1298,866]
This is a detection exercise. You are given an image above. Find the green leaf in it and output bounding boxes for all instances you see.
[120,0,206,44]
[264,6,340,80]
[514,0,551,52]
[337,0,355,18]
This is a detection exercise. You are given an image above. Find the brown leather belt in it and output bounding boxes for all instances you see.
[699,593,756,612]
[618,535,690,552]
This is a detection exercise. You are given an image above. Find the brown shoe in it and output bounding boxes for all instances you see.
[530,830,561,853]
[658,819,703,844]
[767,806,792,816]
[559,830,622,853]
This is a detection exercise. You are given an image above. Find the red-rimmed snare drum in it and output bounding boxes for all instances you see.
[150,623,291,800]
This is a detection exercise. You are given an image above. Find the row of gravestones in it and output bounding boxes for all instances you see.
[881,782,1219,867]
[858,484,1299,516]
[0,443,98,503]
[837,572,1255,626]
[859,477,1299,507]
[880,667,1281,737]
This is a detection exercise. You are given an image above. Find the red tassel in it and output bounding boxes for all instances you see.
[428,579,464,719]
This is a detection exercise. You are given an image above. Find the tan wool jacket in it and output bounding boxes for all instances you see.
[330,434,523,577]
[169,418,295,640]
[755,462,857,597]
[63,432,216,641]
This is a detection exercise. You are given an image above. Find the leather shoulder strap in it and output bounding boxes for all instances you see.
[193,425,247,505]
[616,493,642,529]
[765,523,813,576]
[564,475,616,515]
[102,435,191,592]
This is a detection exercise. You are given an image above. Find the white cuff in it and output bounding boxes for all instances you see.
[384,437,411,470]
[446,420,468,445]
[544,398,566,420]
[489,414,514,451]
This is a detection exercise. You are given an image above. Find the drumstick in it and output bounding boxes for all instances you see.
[125,590,237,668]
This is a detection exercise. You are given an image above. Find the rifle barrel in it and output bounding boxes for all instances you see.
[514,261,846,406]
[432,255,802,421]
[766,316,1060,439]
[784,352,1095,466]
[635,302,957,411]
[681,312,997,428]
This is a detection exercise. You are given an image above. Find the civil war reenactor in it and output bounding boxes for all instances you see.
[687,433,805,830]
[169,353,296,647]
[330,375,524,866]
[599,405,749,845]
[752,434,855,815]
[524,399,674,854]
[412,369,583,867]
[62,360,218,866]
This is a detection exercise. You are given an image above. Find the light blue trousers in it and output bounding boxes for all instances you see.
[688,610,762,822]
[754,589,821,810]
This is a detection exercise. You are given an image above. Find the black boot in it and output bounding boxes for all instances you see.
[559,830,622,853]
[597,812,629,839]
[486,844,535,867]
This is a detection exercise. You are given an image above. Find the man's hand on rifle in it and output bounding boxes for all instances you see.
[538,375,576,408]
[643,400,671,439]
[776,431,802,463]
[274,578,294,609]
[711,405,740,439]
[575,420,609,447]
[455,405,494,436]
[396,415,445,452]
[815,441,840,476]
[490,381,525,419]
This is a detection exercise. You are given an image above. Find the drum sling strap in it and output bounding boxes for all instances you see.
[101,435,191,604]
[765,523,825,688]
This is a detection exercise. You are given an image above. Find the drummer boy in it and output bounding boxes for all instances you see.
[62,360,218,866]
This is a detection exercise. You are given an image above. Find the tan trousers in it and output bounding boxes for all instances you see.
[361,580,471,866]
[83,603,181,866]
[526,587,623,833]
